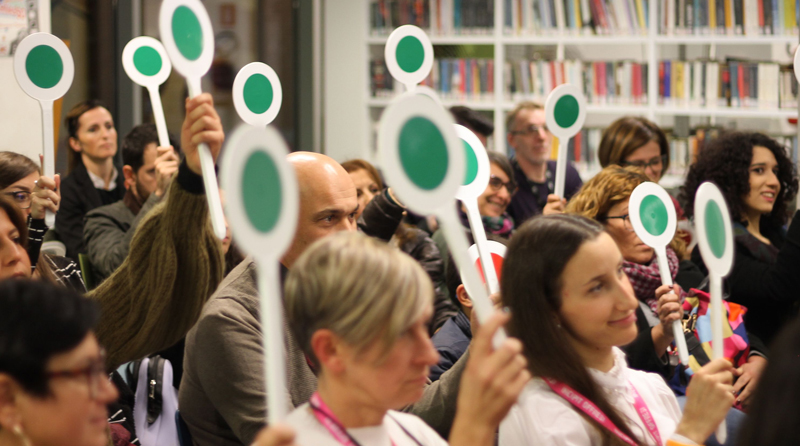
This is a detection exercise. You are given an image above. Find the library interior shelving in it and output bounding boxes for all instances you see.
[361,0,800,188]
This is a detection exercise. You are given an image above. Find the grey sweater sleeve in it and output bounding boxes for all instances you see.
[405,349,469,439]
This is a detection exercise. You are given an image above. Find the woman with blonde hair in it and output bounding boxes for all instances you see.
[283,231,530,446]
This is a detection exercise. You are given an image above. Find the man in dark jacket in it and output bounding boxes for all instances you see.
[83,124,179,284]
[430,254,475,381]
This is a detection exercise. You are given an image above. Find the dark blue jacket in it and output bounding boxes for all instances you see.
[430,311,472,381]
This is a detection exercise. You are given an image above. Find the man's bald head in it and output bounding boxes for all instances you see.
[283,152,359,268]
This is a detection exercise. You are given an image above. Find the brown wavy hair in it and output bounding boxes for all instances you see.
[567,165,686,259]
[598,117,670,176]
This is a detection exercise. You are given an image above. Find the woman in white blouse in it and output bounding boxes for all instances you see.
[281,231,530,446]
[499,214,736,446]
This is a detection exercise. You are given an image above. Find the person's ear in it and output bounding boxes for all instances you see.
[122,165,137,189]
[456,284,473,309]
[68,137,81,153]
[0,374,22,431]
[310,329,346,375]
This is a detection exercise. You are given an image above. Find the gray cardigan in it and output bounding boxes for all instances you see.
[179,258,468,446]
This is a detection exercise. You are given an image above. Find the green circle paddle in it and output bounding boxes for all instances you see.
[544,84,587,199]
[233,62,284,127]
[122,36,173,147]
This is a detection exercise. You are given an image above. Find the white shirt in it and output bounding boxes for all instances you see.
[499,347,682,446]
[87,166,119,191]
[285,403,449,446]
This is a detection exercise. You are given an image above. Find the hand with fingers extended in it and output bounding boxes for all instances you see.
[449,310,530,446]
[250,423,299,446]
[154,145,180,198]
[733,354,766,409]
[654,284,684,338]
[675,358,737,444]
[181,93,225,175]
[542,194,567,215]
[30,174,61,221]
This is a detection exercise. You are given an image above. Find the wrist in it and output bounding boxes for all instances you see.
[675,420,709,444]
[449,417,495,446]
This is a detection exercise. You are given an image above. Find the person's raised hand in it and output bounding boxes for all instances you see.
[733,355,767,408]
[181,93,224,175]
[30,174,60,220]
[250,423,298,446]
[655,284,684,338]
[450,310,530,446]
[675,358,736,444]
[154,145,180,198]
[542,194,566,215]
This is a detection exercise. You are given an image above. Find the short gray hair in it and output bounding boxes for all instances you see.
[285,232,433,369]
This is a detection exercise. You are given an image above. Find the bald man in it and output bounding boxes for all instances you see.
[179,152,466,446]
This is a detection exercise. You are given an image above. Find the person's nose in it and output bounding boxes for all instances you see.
[1,238,23,268]
[417,331,440,367]
[496,185,511,202]
[340,215,357,233]
[616,273,638,311]
[766,170,780,188]
[96,373,119,403]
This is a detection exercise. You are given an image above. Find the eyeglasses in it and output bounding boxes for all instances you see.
[621,155,667,170]
[45,350,109,400]
[488,175,517,195]
[601,213,633,231]
[509,124,549,136]
[2,191,32,210]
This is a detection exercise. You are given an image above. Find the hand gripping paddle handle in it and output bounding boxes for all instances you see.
[654,247,689,366]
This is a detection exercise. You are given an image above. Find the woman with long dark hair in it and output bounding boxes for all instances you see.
[499,214,735,446]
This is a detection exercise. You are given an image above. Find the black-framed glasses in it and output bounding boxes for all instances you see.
[2,191,32,210]
[601,213,633,231]
[622,155,667,170]
[488,175,517,195]
[509,124,549,136]
[45,349,108,400]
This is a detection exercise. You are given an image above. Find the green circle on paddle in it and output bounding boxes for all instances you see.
[553,95,579,129]
[704,201,726,259]
[396,36,424,73]
[133,46,162,76]
[26,45,62,89]
[399,117,448,190]
[463,141,478,185]
[243,74,273,114]
[242,151,282,233]
[639,195,668,236]
[172,5,203,61]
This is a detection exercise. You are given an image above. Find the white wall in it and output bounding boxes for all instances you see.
[322,0,369,162]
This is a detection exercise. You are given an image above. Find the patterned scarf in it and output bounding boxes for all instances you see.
[482,214,515,238]
[623,246,680,313]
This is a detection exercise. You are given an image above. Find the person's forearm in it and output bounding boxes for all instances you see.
[447,418,495,446]
[652,324,674,354]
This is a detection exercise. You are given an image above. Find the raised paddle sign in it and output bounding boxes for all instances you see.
[377,93,504,342]
[462,241,506,299]
[13,32,74,227]
[122,36,173,147]
[628,182,690,366]
[794,46,800,85]
[544,84,586,199]
[384,25,434,92]
[694,182,734,444]
[454,125,498,294]
[159,0,226,240]
[220,124,299,423]
[233,62,283,127]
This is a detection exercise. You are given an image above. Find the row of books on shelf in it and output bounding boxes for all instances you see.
[658,60,798,109]
[659,0,800,36]
[371,58,497,100]
[506,59,649,105]
[370,0,495,36]
[504,0,650,35]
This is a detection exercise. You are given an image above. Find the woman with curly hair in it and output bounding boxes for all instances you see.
[680,131,800,402]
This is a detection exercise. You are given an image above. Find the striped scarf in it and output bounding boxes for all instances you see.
[623,247,680,313]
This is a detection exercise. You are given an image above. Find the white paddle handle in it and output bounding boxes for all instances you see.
[147,85,171,148]
[438,208,506,348]
[39,100,56,228]
[258,263,289,423]
[654,247,689,366]
[554,136,569,199]
[463,200,500,294]
[187,77,227,240]
[709,273,727,443]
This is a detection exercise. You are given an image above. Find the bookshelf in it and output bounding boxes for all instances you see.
[364,0,800,180]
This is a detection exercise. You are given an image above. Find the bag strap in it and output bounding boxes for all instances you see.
[146,355,165,425]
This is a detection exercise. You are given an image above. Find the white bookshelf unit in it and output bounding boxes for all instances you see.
[364,0,800,179]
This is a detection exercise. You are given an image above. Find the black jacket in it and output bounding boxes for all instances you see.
[56,163,125,261]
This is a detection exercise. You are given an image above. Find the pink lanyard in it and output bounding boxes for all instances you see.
[308,393,400,446]
[543,378,662,446]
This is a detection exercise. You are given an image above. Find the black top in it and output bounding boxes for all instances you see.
[55,162,125,261]
[692,210,800,348]
[507,159,583,226]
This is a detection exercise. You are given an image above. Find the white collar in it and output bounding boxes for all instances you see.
[86,166,118,191]
[587,347,635,404]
